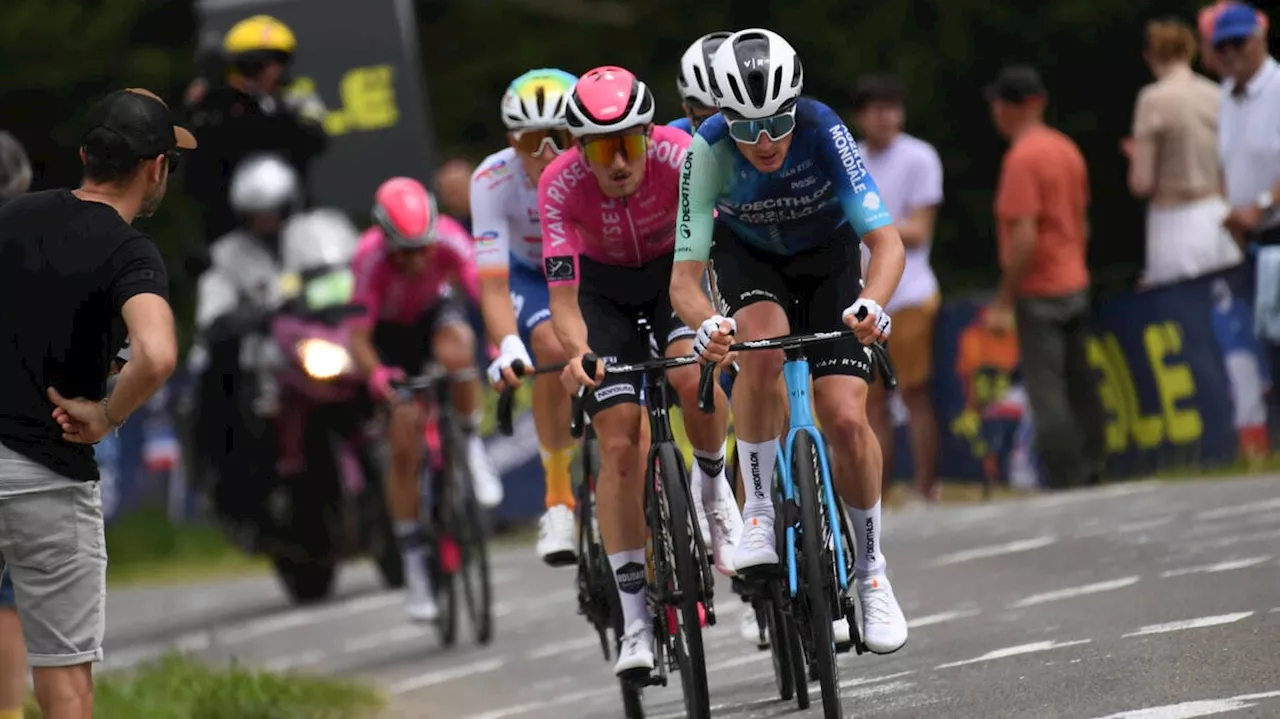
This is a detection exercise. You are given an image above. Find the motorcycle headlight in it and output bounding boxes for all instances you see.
[296,338,351,380]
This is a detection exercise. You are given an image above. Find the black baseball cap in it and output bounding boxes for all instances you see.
[984,65,1047,103]
[82,88,197,158]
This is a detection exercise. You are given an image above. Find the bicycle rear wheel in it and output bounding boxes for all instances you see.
[442,421,493,646]
[792,433,843,719]
[657,443,710,719]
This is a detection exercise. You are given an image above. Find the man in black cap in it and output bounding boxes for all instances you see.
[0,88,189,718]
[984,65,1106,491]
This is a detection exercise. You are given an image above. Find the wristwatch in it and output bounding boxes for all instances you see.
[1257,190,1275,211]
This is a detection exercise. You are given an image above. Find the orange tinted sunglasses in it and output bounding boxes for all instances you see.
[581,134,648,166]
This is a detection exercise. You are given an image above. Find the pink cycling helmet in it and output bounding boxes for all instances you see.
[564,66,655,138]
[372,177,438,250]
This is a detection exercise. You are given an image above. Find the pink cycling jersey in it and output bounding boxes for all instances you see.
[349,214,480,328]
[538,125,690,287]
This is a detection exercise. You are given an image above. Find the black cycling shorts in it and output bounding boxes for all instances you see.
[709,221,873,382]
[372,299,468,373]
[579,254,695,414]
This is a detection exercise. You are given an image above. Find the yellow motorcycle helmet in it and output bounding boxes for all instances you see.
[223,14,297,70]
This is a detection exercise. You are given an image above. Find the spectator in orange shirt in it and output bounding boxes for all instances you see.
[985,65,1106,489]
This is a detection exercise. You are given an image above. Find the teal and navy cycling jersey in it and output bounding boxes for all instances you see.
[674,97,893,260]
[668,116,693,134]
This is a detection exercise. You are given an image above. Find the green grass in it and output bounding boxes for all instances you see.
[23,654,383,719]
[104,508,265,587]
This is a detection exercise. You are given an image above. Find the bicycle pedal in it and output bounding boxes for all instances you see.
[618,668,658,687]
[835,639,855,654]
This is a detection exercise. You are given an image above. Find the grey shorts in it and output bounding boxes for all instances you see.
[0,442,106,667]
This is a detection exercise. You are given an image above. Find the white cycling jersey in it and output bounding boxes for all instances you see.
[470,147,542,277]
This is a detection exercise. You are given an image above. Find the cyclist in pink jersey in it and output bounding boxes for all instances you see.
[348,177,500,624]
[540,65,742,678]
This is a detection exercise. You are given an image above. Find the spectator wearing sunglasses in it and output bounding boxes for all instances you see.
[1216,4,1280,247]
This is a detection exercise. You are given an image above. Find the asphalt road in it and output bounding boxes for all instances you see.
[103,475,1280,718]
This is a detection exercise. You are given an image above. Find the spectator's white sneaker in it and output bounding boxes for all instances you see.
[404,569,439,623]
[741,607,769,648]
[733,515,779,571]
[857,575,907,654]
[614,619,655,676]
[706,492,743,577]
[537,504,577,567]
[468,436,504,508]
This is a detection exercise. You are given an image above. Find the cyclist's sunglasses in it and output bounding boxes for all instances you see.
[512,128,574,157]
[581,133,648,166]
[1213,36,1248,53]
[683,99,717,131]
[724,106,798,145]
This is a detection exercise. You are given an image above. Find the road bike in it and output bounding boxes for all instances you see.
[695,303,897,719]
[497,362,643,717]
[392,364,494,647]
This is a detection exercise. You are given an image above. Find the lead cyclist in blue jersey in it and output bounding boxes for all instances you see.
[669,28,909,655]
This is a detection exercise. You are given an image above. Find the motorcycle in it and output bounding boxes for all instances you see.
[181,209,401,604]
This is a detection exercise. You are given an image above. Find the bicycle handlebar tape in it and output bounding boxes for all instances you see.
[569,354,597,440]
[697,362,717,414]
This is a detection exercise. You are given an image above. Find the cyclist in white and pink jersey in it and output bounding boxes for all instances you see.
[540,65,742,678]
[348,177,500,624]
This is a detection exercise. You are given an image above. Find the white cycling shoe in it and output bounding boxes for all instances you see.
[733,515,779,572]
[468,436,504,508]
[404,567,439,623]
[706,492,743,577]
[614,619,655,676]
[537,504,577,567]
[857,574,908,654]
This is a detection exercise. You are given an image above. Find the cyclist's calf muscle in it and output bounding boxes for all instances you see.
[812,376,883,509]
[387,401,426,523]
[432,321,480,417]
[594,403,648,554]
[728,302,791,442]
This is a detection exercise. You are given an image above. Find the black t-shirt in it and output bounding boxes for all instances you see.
[0,190,169,481]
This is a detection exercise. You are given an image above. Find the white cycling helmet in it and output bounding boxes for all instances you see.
[500,68,578,130]
[709,29,804,118]
[229,153,301,215]
[677,32,732,108]
[564,66,655,138]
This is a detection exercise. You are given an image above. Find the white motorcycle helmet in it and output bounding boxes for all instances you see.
[708,28,804,118]
[280,208,360,276]
[677,32,732,108]
[229,153,302,216]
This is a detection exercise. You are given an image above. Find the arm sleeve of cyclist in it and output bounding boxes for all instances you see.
[813,100,894,238]
[470,154,513,280]
[439,217,481,304]
[347,231,384,330]
[674,133,721,263]
[538,153,582,288]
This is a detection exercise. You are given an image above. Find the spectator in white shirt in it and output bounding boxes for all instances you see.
[850,75,945,502]
[1216,4,1280,245]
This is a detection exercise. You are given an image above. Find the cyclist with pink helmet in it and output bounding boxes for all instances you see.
[348,176,499,624]
[540,65,742,677]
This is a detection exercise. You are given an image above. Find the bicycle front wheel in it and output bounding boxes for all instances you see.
[444,422,493,646]
[657,443,711,719]
[792,433,843,719]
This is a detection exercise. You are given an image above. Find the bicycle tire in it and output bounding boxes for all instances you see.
[446,421,494,646]
[761,593,793,700]
[430,463,459,648]
[657,443,711,719]
[792,433,843,719]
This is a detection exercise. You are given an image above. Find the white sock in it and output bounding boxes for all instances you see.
[848,501,886,578]
[738,439,777,522]
[692,442,728,509]
[395,520,428,588]
[609,549,649,628]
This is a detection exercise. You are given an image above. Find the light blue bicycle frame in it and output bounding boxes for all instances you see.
[776,357,850,599]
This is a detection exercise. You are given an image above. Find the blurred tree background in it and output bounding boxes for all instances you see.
[0,0,1262,345]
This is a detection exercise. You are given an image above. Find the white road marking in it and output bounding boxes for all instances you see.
[705,652,768,673]
[1010,576,1141,608]
[928,536,1058,567]
[462,686,617,719]
[843,680,915,700]
[1196,497,1280,521]
[523,634,601,660]
[342,624,429,653]
[1088,689,1280,718]
[1122,612,1255,638]
[840,670,916,689]
[1159,556,1272,578]
[389,657,508,694]
[1107,517,1175,535]
[217,593,400,644]
[907,609,980,629]
[936,639,1091,669]
[262,649,326,672]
